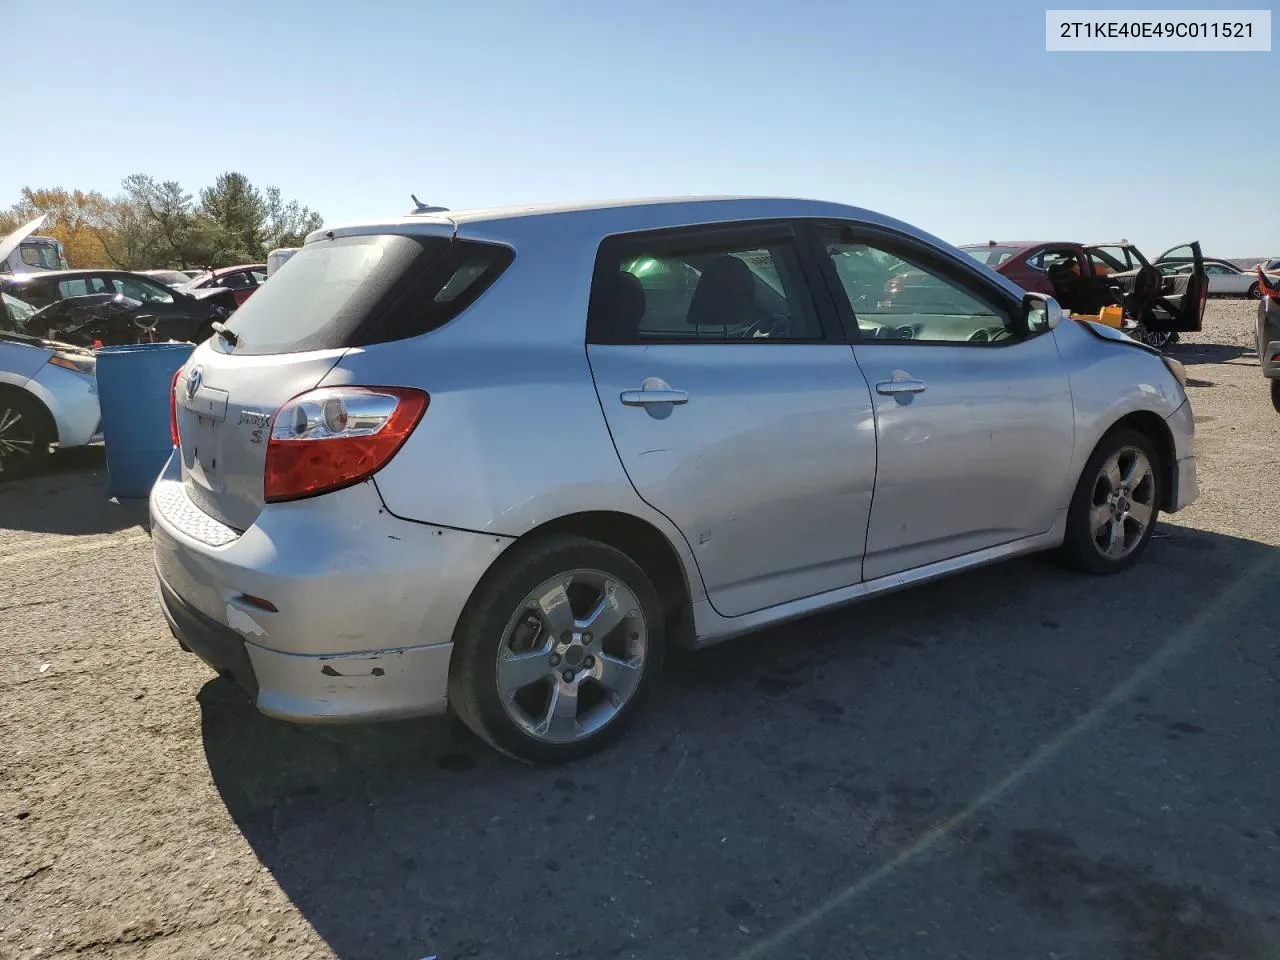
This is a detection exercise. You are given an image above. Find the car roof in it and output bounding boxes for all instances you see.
[3,269,133,283]
[961,241,1076,251]
[310,196,938,245]
[208,264,265,275]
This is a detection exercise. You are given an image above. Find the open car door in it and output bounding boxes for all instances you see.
[1149,242,1207,333]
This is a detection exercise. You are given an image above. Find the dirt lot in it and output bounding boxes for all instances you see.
[2,300,1277,960]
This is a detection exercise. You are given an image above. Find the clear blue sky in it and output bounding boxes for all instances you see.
[6,0,1276,256]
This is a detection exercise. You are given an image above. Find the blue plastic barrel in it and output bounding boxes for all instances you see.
[95,343,195,498]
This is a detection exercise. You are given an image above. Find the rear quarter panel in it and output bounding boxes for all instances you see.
[325,220,709,605]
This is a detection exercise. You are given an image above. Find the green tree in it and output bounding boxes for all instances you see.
[3,173,323,270]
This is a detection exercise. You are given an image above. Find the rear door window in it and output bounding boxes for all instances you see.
[215,233,511,355]
[589,225,825,343]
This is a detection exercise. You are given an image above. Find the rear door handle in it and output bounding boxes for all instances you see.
[620,388,689,406]
[875,378,927,396]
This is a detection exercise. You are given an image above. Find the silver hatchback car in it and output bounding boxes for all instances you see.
[151,197,1197,763]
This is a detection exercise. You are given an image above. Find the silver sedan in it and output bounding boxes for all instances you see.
[150,197,1197,763]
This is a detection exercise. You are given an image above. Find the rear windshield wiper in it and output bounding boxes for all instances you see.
[211,321,240,347]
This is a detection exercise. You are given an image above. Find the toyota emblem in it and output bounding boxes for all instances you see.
[186,366,202,400]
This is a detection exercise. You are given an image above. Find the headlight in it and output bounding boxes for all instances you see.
[1161,355,1187,388]
[47,352,96,375]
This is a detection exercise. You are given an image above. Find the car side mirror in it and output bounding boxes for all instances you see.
[1023,292,1061,334]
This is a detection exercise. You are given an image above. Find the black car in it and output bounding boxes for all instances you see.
[0,269,234,343]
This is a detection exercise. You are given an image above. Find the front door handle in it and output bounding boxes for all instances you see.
[875,377,927,396]
[620,388,689,406]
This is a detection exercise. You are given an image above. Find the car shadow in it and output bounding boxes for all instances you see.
[0,446,150,535]
[200,525,1280,960]
[1168,342,1254,366]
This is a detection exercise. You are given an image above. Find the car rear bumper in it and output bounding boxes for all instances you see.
[1262,340,1280,379]
[149,453,514,722]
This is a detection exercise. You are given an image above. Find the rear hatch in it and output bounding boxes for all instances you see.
[173,225,514,532]
[175,230,453,531]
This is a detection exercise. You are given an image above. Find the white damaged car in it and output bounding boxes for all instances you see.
[0,222,101,479]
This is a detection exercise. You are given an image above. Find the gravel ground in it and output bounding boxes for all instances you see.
[1,300,1277,960]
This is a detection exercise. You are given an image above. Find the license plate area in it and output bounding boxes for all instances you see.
[180,384,230,490]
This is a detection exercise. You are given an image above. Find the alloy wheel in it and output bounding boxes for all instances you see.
[0,405,37,474]
[495,569,648,744]
[1089,446,1156,561]
[1133,324,1172,350]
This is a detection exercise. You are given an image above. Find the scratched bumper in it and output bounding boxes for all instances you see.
[248,639,457,722]
[149,451,514,722]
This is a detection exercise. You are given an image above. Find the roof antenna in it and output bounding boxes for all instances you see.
[410,194,449,214]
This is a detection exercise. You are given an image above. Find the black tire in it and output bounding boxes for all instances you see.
[448,534,666,764]
[1248,282,1261,300]
[1271,379,1280,414]
[1137,326,1172,350]
[1058,428,1162,575]
[0,390,53,482]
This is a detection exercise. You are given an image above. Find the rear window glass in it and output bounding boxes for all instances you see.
[214,234,511,356]
[961,245,1019,267]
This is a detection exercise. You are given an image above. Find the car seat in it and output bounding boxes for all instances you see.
[615,271,647,340]
[1125,265,1162,324]
[687,255,759,334]
[1047,262,1087,312]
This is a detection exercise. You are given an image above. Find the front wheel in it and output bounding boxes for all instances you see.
[1271,379,1280,414]
[1059,428,1162,574]
[0,392,53,481]
[448,535,665,764]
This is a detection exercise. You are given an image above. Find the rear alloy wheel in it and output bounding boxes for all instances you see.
[449,535,664,763]
[1132,324,1173,350]
[1059,428,1161,574]
[1248,282,1261,300]
[0,393,51,481]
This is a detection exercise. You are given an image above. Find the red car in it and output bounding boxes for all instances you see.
[180,264,267,307]
[955,240,1207,348]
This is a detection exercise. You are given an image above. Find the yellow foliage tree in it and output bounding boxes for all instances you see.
[0,187,114,269]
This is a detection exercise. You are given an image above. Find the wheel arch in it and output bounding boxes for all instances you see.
[461,510,697,649]
[1097,410,1176,511]
[0,383,57,443]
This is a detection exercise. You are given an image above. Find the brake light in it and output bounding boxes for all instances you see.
[264,387,428,502]
[169,367,182,447]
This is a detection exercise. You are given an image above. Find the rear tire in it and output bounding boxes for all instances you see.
[448,534,665,764]
[1271,379,1280,414]
[1248,282,1261,300]
[0,391,53,482]
[1058,428,1162,575]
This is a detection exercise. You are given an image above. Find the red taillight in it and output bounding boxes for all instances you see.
[169,367,182,448]
[264,386,428,502]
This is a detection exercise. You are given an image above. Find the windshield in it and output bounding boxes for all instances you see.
[961,245,1019,267]
[1,291,37,330]
[147,270,192,287]
[19,241,64,271]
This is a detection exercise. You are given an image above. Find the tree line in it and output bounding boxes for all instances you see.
[0,173,323,271]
